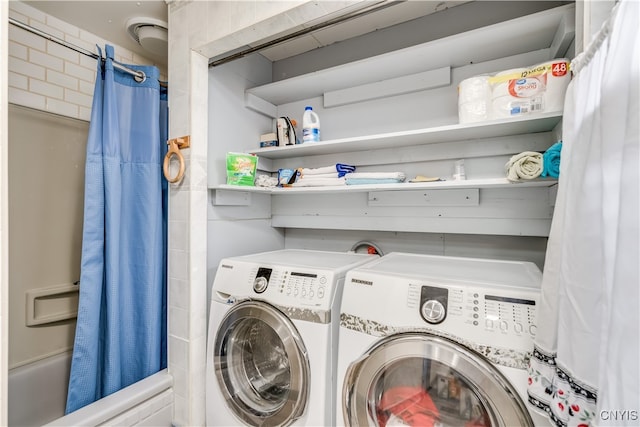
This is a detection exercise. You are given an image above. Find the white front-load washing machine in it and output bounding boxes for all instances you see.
[206,249,376,427]
[336,252,550,427]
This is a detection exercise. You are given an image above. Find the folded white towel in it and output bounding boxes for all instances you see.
[290,177,346,187]
[299,163,356,177]
[505,151,543,182]
[346,172,406,180]
[298,172,339,179]
[254,175,278,187]
[299,166,337,175]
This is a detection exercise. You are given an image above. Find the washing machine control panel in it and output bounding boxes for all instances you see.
[409,282,539,349]
[250,266,332,307]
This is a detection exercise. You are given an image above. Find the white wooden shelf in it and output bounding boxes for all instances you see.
[248,112,563,159]
[209,4,572,237]
[215,178,558,195]
[246,4,574,106]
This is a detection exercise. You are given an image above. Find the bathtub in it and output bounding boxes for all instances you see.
[8,351,174,427]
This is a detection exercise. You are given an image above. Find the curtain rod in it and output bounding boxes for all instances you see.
[208,0,403,67]
[8,17,167,87]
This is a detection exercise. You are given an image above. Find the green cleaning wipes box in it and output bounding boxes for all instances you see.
[226,152,258,186]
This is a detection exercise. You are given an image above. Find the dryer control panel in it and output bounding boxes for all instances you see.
[409,281,538,350]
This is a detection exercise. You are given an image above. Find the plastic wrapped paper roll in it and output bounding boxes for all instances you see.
[458,75,491,103]
[458,75,490,123]
[459,101,489,123]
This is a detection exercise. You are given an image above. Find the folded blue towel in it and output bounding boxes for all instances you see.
[541,141,562,178]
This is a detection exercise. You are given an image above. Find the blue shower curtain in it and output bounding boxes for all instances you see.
[66,45,168,414]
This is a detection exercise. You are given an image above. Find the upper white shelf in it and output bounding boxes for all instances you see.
[248,112,563,159]
[246,4,575,106]
[215,178,558,195]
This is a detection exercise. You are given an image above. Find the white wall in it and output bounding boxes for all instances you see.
[8,104,86,369]
[284,229,548,270]
[205,51,285,297]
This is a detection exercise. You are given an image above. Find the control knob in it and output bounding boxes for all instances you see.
[253,277,268,293]
[421,300,446,324]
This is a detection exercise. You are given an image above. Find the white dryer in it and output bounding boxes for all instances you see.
[206,249,376,427]
[336,252,550,427]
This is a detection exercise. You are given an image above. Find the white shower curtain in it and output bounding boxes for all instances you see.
[527,1,639,426]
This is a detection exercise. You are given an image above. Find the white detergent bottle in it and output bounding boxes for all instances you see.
[302,106,320,143]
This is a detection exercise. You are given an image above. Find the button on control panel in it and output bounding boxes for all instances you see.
[483,293,537,337]
[276,270,328,303]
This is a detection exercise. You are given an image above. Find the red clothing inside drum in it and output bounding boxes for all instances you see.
[376,387,440,427]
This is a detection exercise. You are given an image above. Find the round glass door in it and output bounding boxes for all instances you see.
[214,300,309,427]
[343,332,533,427]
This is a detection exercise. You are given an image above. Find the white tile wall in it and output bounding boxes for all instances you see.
[7,1,167,121]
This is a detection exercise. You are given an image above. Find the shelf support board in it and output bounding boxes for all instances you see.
[271,215,552,237]
[368,188,479,207]
[212,189,252,206]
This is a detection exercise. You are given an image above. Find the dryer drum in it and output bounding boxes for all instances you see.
[213,300,310,427]
[342,332,534,427]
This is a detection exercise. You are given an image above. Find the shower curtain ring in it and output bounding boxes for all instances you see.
[163,136,190,183]
[133,71,146,83]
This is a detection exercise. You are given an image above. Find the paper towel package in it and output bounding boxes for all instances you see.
[458,59,571,124]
